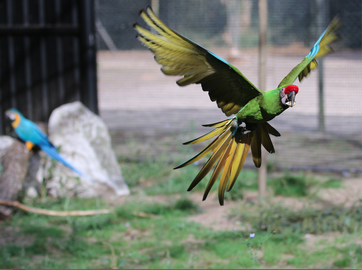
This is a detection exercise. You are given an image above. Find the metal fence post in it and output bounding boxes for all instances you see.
[258,0,268,198]
[79,0,99,115]
[316,0,328,132]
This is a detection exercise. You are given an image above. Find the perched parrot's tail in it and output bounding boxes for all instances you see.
[174,118,280,205]
[40,144,94,184]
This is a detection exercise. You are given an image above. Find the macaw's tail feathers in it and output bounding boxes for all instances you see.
[250,122,281,168]
[175,119,280,205]
[40,145,95,184]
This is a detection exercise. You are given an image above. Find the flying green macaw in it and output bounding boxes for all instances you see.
[134,7,340,205]
[5,108,93,183]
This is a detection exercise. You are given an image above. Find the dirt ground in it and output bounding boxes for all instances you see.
[108,176,362,233]
[182,177,362,232]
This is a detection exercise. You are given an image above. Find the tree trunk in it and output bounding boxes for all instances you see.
[0,140,30,218]
[20,151,42,199]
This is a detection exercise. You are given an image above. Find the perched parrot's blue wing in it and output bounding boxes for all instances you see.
[39,144,93,183]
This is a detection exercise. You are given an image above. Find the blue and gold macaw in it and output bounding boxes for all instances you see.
[5,108,92,183]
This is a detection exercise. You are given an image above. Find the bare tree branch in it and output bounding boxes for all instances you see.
[0,199,111,216]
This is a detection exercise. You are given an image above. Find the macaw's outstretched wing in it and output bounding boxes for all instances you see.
[134,7,263,117]
[278,17,340,87]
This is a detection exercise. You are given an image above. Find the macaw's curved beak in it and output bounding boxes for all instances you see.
[286,91,296,107]
[5,111,12,119]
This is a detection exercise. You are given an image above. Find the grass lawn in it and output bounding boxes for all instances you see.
[1,134,362,269]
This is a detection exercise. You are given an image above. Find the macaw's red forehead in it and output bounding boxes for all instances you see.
[285,85,299,94]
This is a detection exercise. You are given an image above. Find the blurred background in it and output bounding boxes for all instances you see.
[0,0,362,268]
[0,0,361,174]
[96,0,362,174]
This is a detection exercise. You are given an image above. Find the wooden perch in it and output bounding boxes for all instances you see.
[0,199,111,216]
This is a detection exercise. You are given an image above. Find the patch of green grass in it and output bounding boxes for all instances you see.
[267,172,342,198]
[321,178,342,189]
[145,166,258,199]
[122,154,171,188]
[224,170,259,200]
[282,237,362,268]
[333,257,351,268]
[234,200,362,268]
[268,172,317,197]
[174,197,200,213]
[115,197,200,219]
[268,230,304,246]
[2,193,362,268]
[144,165,201,195]
[0,194,281,269]
[330,243,362,268]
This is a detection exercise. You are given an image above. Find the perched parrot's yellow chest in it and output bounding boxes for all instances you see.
[12,114,21,128]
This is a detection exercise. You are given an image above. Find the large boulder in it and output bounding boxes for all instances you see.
[46,101,129,198]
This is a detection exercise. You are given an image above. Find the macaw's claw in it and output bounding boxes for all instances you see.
[235,121,260,135]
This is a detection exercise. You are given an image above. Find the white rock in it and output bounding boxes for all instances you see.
[0,136,16,159]
[26,186,38,198]
[47,101,130,198]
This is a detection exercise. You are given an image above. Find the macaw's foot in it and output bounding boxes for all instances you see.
[231,120,260,138]
[237,121,259,135]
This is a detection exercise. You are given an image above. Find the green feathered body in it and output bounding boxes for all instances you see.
[236,88,285,123]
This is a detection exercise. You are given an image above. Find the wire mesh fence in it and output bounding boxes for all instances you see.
[96,0,362,174]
